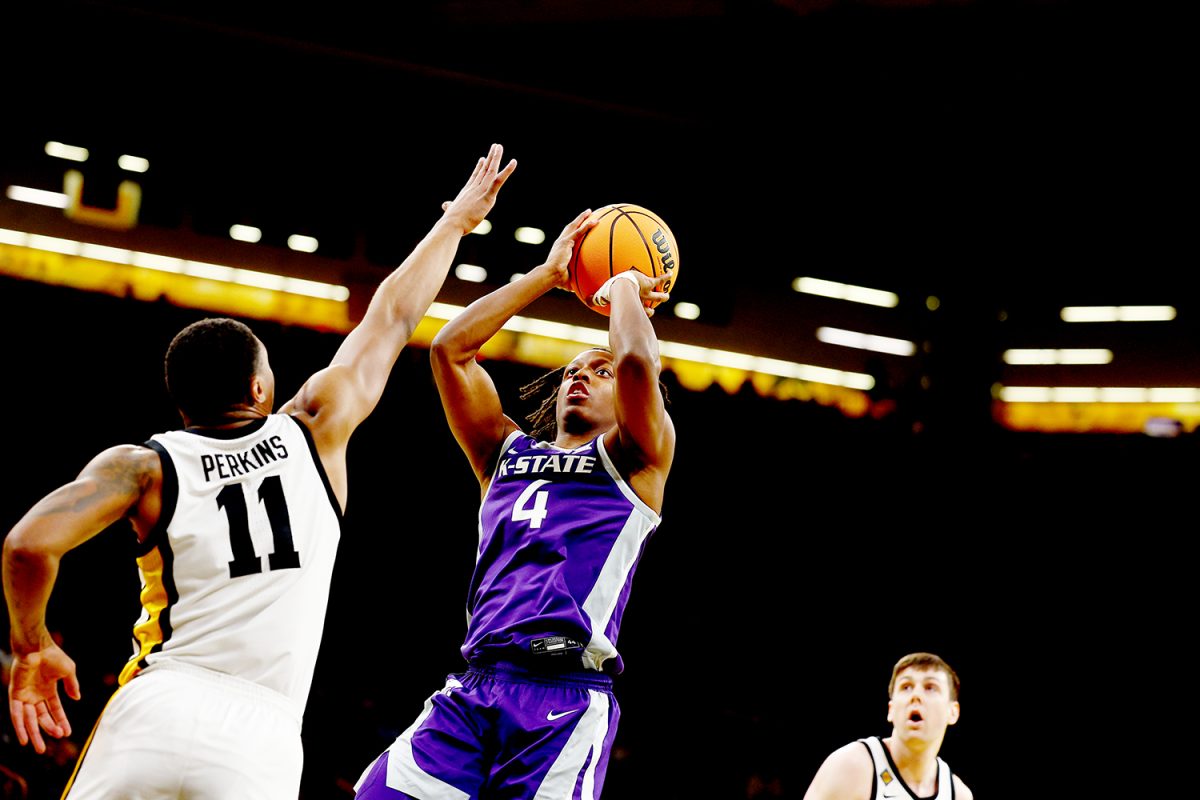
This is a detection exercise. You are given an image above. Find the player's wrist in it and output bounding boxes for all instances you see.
[591,271,640,307]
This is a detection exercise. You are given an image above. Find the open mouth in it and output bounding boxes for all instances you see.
[908,710,923,723]
[567,383,588,399]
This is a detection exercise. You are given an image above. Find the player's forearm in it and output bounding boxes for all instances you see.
[369,216,466,341]
[608,280,661,376]
[432,265,560,361]
[3,530,60,655]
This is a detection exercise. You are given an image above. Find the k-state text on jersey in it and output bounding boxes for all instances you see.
[497,453,596,478]
[201,435,289,481]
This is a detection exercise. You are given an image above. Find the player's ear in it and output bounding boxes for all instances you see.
[947,701,960,726]
[251,375,268,404]
[886,698,895,724]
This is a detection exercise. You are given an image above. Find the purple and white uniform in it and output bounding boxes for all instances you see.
[356,432,662,799]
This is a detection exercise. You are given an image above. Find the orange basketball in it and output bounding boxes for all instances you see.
[568,203,679,316]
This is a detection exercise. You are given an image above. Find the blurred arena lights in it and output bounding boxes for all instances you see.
[999,386,1200,403]
[471,220,492,235]
[1061,305,1176,322]
[792,276,899,308]
[5,185,68,208]
[455,264,487,283]
[118,155,150,173]
[817,326,915,356]
[44,141,88,162]
[514,227,545,245]
[287,234,319,253]
[673,302,700,320]
[1003,348,1113,365]
[229,224,263,243]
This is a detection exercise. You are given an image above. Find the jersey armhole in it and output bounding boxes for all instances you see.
[137,440,178,557]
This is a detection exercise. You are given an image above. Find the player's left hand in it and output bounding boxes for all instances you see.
[539,209,600,290]
[7,642,80,754]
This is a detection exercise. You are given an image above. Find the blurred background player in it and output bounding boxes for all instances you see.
[2,144,516,800]
[803,652,973,800]
[354,210,675,798]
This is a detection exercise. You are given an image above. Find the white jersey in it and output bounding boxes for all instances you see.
[120,414,341,715]
[860,736,955,800]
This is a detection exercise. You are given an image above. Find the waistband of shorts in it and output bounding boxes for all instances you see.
[466,660,614,690]
[138,660,302,724]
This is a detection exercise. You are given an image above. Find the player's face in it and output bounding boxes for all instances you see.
[557,350,616,432]
[886,667,959,746]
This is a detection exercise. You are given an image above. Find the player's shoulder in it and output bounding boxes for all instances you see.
[95,443,163,474]
[824,740,874,772]
[818,740,874,783]
[951,773,973,800]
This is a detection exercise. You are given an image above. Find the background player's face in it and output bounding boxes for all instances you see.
[886,666,960,745]
[556,350,616,433]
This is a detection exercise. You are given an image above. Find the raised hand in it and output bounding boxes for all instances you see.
[440,143,518,235]
[541,209,600,290]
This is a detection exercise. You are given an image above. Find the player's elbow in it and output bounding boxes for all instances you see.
[3,527,57,569]
[430,332,471,368]
[614,347,660,383]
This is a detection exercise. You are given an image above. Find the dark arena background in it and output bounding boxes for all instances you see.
[0,2,1190,798]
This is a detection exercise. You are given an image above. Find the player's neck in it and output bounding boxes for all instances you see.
[183,407,271,430]
[883,735,942,794]
[554,430,597,449]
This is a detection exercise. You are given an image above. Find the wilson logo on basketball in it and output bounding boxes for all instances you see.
[652,228,676,272]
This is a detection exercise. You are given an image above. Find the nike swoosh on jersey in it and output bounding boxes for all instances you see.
[546,708,581,721]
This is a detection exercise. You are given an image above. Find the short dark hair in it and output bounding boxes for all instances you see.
[164,318,262,425]
[888,652,960,702]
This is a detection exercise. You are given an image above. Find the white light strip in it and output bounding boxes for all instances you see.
[0,226,349,301]
[1003,348,1113,365]
[455,264,487,283]
[471,220,492,235]
[45,141,89,162]
[0,228,29,246]
[230,224,262,243]
[793,276,898,308]
[287,234,319,253]
[514,226,546,245]
[118,155,150,173]
[1061,305,1176,322]
[673,302,700,320]
[1000,386,1200,403]
[6,185,69,208]
[425,302,873,389]
[817,326,915,356]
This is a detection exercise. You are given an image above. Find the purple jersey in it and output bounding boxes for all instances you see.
[462,431,661,674]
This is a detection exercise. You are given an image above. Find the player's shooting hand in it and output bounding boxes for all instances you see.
[8,642,80,754]
[439,143,518,235]
[605,269,672,317]
[539,209,599,290]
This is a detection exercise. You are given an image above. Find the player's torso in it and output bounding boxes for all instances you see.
[123,414,342,709]
[463,432,661,672]
[860,737,954,800]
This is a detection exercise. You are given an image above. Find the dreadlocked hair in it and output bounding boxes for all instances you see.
[520,366,566,440]
[518,359,672,442]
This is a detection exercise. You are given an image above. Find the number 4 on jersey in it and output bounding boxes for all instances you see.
[217,475,302,578]
[512,480,550,529]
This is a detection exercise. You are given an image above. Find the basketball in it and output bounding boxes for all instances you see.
[568,203,679,316]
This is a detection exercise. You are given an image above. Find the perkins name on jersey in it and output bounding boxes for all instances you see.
[200,435,290,482]
[497,453,596,478]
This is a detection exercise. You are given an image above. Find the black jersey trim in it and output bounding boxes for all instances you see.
[287,414,344,528]
[860,740,877,799]
[878,735,941,800]
[183,416,270,439]
[136,440,179,557]
[137,441,179,668]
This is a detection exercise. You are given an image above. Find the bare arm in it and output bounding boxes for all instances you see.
[953,774,973,800]
[430,210,596,486]
[602,270,675,509]
[280,145,517,495]
[802,742,874,800]
[3,445,161,753]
